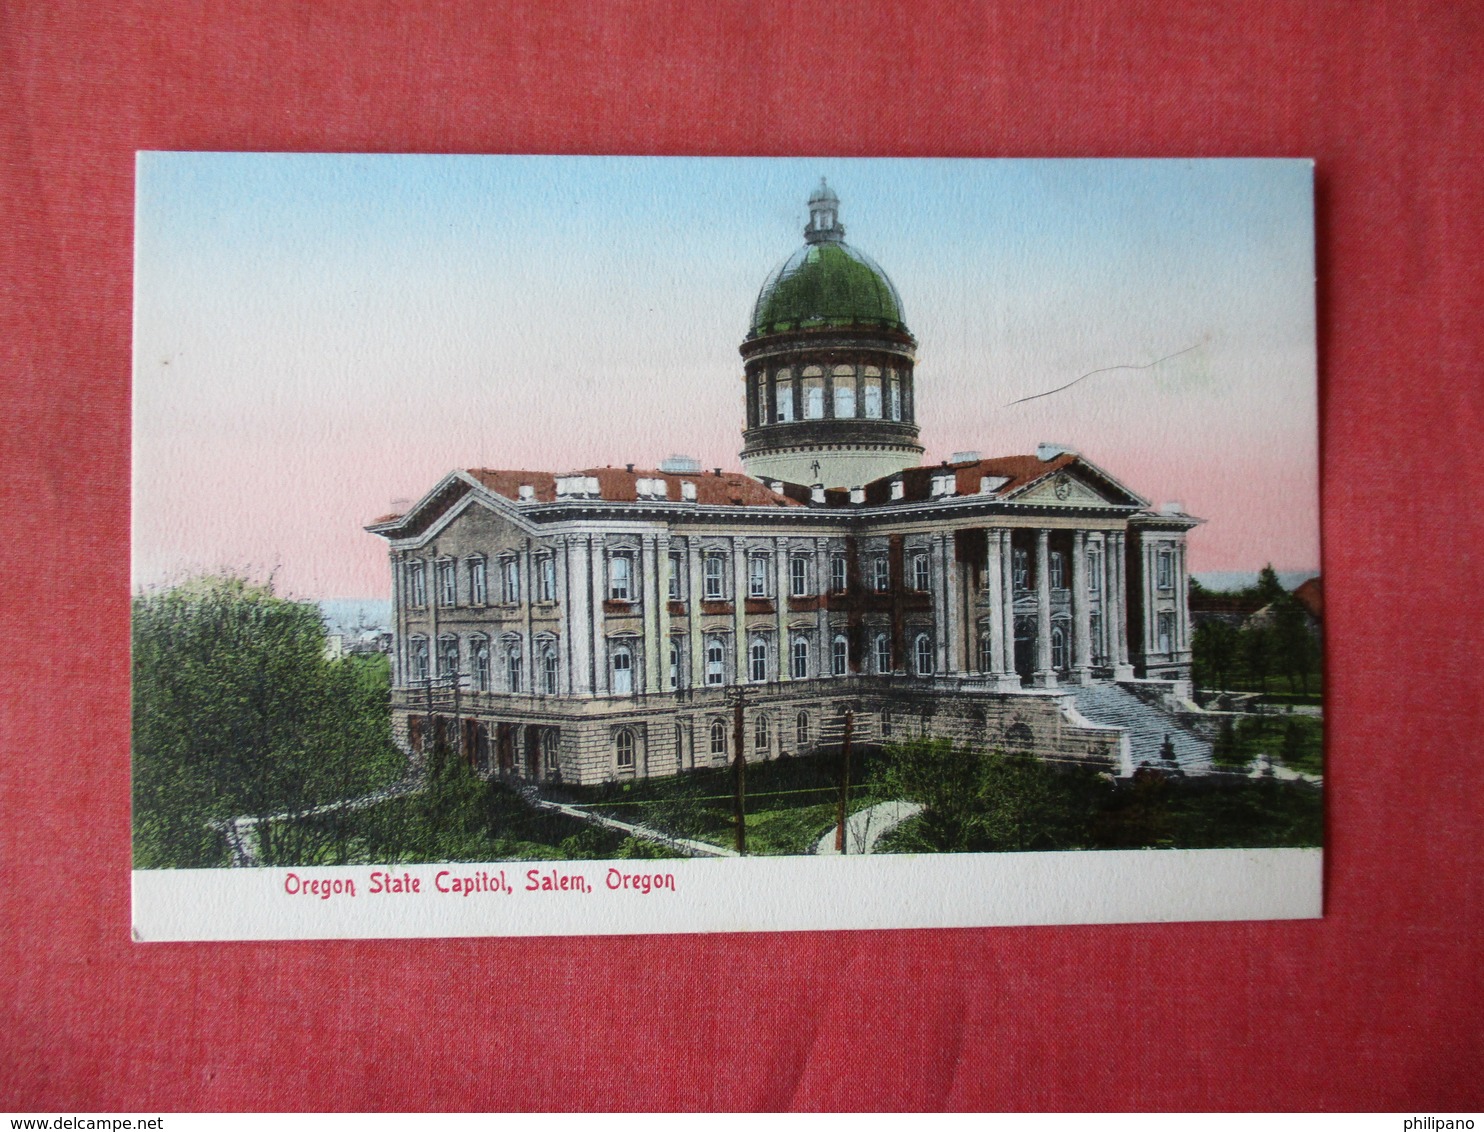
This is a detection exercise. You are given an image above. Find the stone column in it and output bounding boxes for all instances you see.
[942,533,963,675]
[1176,540,1190,656]
[732,537,748,683]
[642,534,661,695]
[1000,530,1017,685]
[688,540,703,689]
[521,539,536,688]
[930,534,949,674]
[656,532,672,690]
[1033,529,1055,687]
[985,530,1004,674]
[1070,530,1092,685]
[775,537,790,682]
[563,536,592,695]
[1110,531,1134,679]
[590,536,607,695]
[814,537,830,676]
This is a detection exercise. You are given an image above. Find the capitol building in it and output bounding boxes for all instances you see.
[369,182,1204,785]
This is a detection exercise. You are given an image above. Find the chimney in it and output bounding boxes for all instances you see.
[681,480,697,501]
[625,463,635,474]
[810,484,825,504]
[518,484,535,502]
[890,479,905,501]
[849,486,865,505]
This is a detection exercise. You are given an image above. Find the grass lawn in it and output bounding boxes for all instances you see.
[1211,714,1324,775]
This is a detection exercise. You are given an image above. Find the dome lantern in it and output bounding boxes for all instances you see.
[805,178,844,244]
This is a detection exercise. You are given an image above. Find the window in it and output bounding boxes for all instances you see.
[542,730,560,774]
[438,636,458,678]
[472,639,490,690]
[830,554,847,593]
[703,554,726,600]
[1090,613,1104,666]
[831,634,848,677]
[611,644,633,694]
[888,373,902,421]
[1157,549,1174,590]
[979,634,994,673]
[754,713,769,752]
[802,370,824,419]
[669,639,681,689]
[710,719,727,760]
[409,637,429,682]
[668,552,683,600]
[1013,548,1030,590]
[775,375,793,422]
[796,711,810,748]
[542,646,558,694]
[871,556,889,592]
[501,557,520,604]
[406,560,427,607]
[615,729,635,770]
[438,560,457,607]
[1087,547,1101,593]
[749,637,768,682]
[862,368,882,419]
[832,366,855,417]
[756,380,768,424]
[874,633,891,674]
[748,554,769,599]
[609,554,633,601]
[706,636,725,686]
[791,635,809,679]
[790,556,809,597]
[468,558,487,605]
[536,555,556,603]
[1050,551,1067,590]
[1157,611,1175,653]
[912,553,931,592]
[505,642,522,692]
[1051,625,1068,670]
[914,633,934,677]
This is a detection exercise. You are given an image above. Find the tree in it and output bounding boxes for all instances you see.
[1192,619,1238,692]
[1271,594,1318,695]
[131,577,407,868]
[1253,563,1285,604]
[1240,623,1272,692]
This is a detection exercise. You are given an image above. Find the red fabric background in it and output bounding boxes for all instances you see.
[2,0,1480,1112]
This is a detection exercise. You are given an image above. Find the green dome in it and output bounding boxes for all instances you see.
[750,242,908,337]
[749,183,907,338]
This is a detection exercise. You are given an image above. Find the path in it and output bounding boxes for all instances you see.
[814,799,924,856]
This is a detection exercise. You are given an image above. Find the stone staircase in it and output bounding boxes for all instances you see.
[1064,683,1214,775]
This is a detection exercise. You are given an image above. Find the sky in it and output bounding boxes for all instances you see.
[133,154,1319,599]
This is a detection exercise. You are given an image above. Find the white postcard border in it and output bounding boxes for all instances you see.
[133,847,1321,942]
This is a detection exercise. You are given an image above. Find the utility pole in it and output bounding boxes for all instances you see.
[732,692,747,855]
[834,709,854,852]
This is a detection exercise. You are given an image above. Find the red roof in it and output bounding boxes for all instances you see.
[1293,576,1323,620]
[466,466,802,508]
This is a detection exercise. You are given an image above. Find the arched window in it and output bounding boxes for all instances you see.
[754,713,770,752]
[796,711,810,748]
[914,633,934,677]
[802,368,824,419]
[1051,625,1069,670]
[611,644,633,695]
[832,365,856,418]
[831,634,848,677]
[438,636,458,678]
[775,370,794,422]
[748,554,770,598]
[703,554,726,599]
[749,636,768,682]
[669,638,681,689]
[504,640,522,692]
[874,633,891,674]
[862,366,882,418]
[791,634,809,679]
[1006,722,1034,751]
[871,556,890,592]
[888,371,902,420]
[614,729,635,769]
[789,556,809,597]
[542,645,558,694]
[472,638,490,691]
[542,729,560,774]
[705,636,725,686]
[609,554,633,601]
[710,719,727,760]
[978,634,994,674]
[912,553,931,592]
[409,637,429,682]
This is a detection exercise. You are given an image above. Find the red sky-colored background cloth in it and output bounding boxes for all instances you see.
[1,0,1480,1112]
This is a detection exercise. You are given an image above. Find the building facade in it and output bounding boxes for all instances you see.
[368,186,1201,785]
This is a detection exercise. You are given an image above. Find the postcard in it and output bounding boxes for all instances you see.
[131,155,1322,940]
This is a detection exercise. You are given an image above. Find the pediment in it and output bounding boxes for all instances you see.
[1011,469,1123,508]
